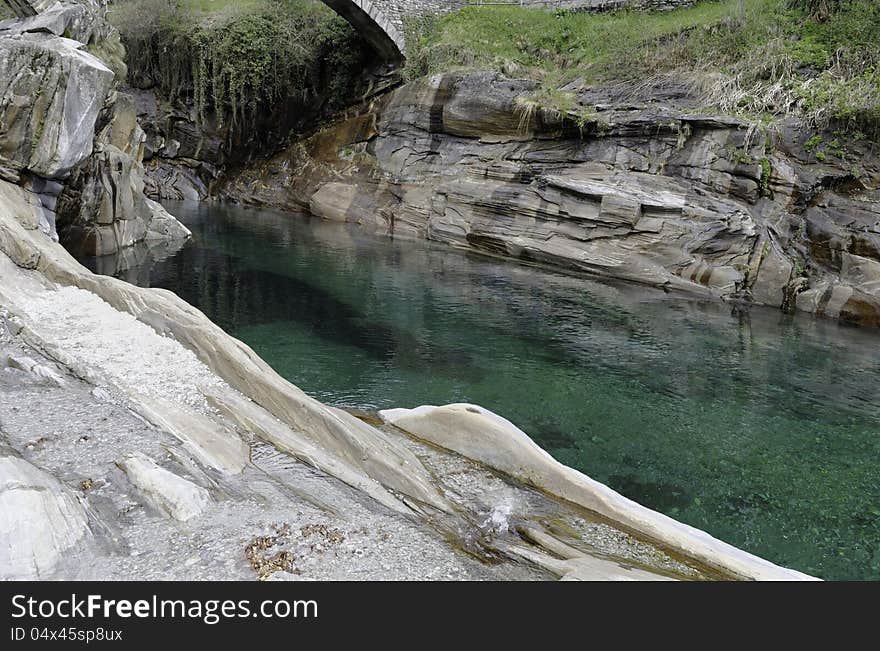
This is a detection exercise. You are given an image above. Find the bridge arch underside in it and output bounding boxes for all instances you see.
[321,0,406,64]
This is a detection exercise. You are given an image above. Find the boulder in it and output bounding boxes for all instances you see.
[117,453,211,522]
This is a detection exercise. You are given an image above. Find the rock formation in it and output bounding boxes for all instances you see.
[0,445,90,579]
[381,403,817,581]
[222,71,880,328]
[0,2,838,582]
[0,1,190,257]
[117,453,211,522]
[0,160,816,580]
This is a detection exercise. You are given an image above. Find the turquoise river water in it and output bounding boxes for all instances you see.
[85,201,880,580]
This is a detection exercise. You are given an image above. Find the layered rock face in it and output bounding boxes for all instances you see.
[0,1,189,256]
[222,71,880,327]
[133,88,221,203]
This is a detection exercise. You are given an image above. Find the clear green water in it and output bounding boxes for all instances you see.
[87,202,880,580]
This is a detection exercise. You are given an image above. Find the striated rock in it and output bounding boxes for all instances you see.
[0,146,817,581]
[3,1,115,55]
[221,71,880,327]
[502,524,675,581]
[1,350,66,386]
[143,159,211,202]
[0,2,189,257]
[0,32,113,180]
[0,447,90,579]
[56,88,191,256]
[749,237,794,307]
[117,452,211,522]
[144,198,192,241]
[0,186,450,514]
[132,394,249,476]
[0,179,53,259]
[381,403,816,581]
[204,387,413,515]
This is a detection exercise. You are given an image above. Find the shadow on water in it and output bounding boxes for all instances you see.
[81,201,880,581]
[606,475,694,513]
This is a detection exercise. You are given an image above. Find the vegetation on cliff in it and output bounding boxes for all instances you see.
[406,0,880,141]
[110,0,373,135]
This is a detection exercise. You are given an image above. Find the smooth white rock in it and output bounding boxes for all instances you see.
[0,454,89,579]
[117,453,211,522]
[381,403,818,581]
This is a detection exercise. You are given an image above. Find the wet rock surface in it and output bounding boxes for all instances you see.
[0,309,692,581]
[381,403,814,580]
[0,325,544,580]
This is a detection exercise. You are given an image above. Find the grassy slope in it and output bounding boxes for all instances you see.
[406,0,880,140]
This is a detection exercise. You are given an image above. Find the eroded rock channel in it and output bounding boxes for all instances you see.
[3,0,876,581]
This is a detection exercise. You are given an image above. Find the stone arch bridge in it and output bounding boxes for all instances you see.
[3,0,695,64]
[322,0,466,63]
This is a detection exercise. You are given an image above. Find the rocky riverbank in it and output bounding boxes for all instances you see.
[0,1,824,581]
[0,180,817,580]
[220,70,880,328]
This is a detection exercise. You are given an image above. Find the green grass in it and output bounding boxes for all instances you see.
[406,0,880,140]
[176,0,267,21]
[406,1,741,82]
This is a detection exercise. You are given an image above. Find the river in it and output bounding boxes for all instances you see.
[83,201,880,580]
